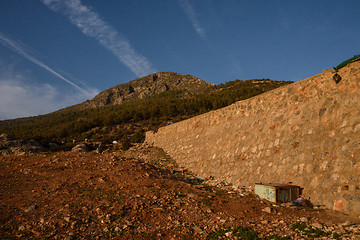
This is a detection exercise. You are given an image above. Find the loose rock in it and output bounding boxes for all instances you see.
[262,207,272,213]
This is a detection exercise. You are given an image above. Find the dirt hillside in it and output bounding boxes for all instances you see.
[0,146,359,239]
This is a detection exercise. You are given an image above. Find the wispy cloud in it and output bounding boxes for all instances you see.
[41,0,155,77]
[178,0,206,39]
[0,33,96,98]
[0,66,90,120]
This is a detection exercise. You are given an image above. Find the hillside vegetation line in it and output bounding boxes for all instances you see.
[0,78,292,149]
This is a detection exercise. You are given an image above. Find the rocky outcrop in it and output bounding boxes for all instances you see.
[0,134,46,156]
[71,143,89,152]
[79,72,215,109]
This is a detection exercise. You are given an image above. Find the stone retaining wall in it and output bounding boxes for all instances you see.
[145,61,360,215]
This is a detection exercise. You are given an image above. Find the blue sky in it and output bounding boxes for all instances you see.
[0,0,359,120]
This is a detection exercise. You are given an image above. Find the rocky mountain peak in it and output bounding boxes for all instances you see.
[80,72,214,109]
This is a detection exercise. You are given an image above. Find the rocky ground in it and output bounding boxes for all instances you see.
[0,134,46,156]
[1,144,359,239]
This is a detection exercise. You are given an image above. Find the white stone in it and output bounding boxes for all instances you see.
[18,226,26,231]
[312,223,323,229]
[262,207,272,213]
[241,146,249,153]
[320,161,328,171]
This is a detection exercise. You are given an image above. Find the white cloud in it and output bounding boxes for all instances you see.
[0,33,96,98]
[0,64,97,120]
[178,0,206,39]
[0,78,87,120]
[41,0,155,77]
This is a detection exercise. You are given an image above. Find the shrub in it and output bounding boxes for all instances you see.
[334,54,360,71]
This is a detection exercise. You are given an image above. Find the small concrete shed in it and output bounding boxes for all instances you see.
[254,183,300,203]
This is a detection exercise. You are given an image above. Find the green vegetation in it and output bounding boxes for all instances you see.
[207,225,289,239]
[0,79,291,148]
[207,226,260,239]
[333,54,360,71]
[291,222,330,238]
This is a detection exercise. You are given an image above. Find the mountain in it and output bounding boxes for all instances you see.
[74,72,215,110]
[0,72,292,148]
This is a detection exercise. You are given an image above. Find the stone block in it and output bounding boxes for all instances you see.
[333,199,344,211]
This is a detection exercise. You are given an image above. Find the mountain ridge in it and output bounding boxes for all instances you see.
[74,72,215,110]
[0,72,292,147]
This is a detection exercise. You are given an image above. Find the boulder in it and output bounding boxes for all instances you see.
[71,143,88,152]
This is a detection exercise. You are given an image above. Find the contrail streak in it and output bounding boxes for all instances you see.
[0,33,93,97]
[41,0,155,77]
[178,0,206,39]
